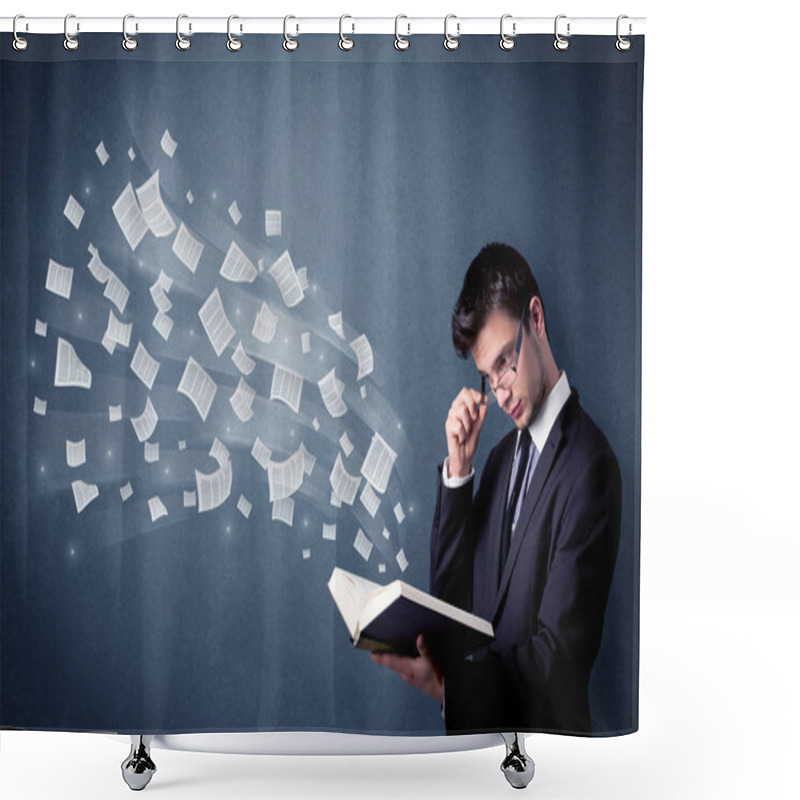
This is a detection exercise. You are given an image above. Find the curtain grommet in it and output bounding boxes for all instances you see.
[12,15,29,51]
[227,15,242,51]
[63,14,79,51]
[394,15,410,51]
[122,14,138,51]
[283,15,299,51]
[339,15,354,51]
[553,14,570,51]
[176,14,191,50]
[500,14,516,51]
[444,14,460,51]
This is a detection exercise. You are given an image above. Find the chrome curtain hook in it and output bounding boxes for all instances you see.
[12,14,29,51]
[176,14,191,50]
[616,15,632,51]
[283,15,298,51]
[500,14,516,51]
[63,13,79,51]
[554,14,570,51]
[122,14,138,51]
[394,14,410,51]
[227,15,242,51]
[444,14,460,51]
[339,14,354,50]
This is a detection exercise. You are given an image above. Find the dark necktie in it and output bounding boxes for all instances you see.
[500,432,531,574]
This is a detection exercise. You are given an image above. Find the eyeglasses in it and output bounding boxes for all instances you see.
[480,304,527,398]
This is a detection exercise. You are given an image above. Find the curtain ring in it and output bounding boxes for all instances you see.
[394,14,410,51]
[63,13,79,51]
[176,14,191,50]
[283,15,298,51]
[12,14,29,51]
[444,14,459,51]
[616,15,632,51]
[553,14,570,51]
[500,14,515,51]
[122,14,138,51]
[339,14,354,51]
[227,15,242,51]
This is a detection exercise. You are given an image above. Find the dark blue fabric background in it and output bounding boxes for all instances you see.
[1,34,642,735]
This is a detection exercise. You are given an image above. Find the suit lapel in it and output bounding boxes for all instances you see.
[492,409,568,622]
[488,434,517,593]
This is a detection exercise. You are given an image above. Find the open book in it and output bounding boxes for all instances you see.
[328,567,494,658]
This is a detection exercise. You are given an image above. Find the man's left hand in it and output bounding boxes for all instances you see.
[371,634,444,704]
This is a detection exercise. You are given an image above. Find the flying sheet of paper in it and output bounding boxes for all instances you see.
[198,287,236,357]
[360,482,381,519]
[328,312,346,340]
[252,301,278,343]
[297,267,310,293]
[66,439,86,468]
[54,338,92,389]
[251,436,272,470]
[195,458,232,513]
[303,549,311,560]
[349,334,374,381]
[113,182,148,252]
[231,341,256,375]
[379,563,386,574]
[95,141,110,166]
[361,432,398,494]
[152,311,173,341]
[105,310,132,348]
[102,331,117,356]
[148,496,169,522]
[109,405,122,423]
[128,147,136,161]
[136,170,176,237]
[120,482,133,502]
[330,452,361,505]
[383,527,391,540]
[268,250,304,308]
[322,523,337,541]
[360,386,367,400]
[230,377,256,422]
[220,240,257,283]
[353,529,373,562]
[72,480,99,514]
[103,272,130,315]
[396,549,409,573]
[312,417,321,432]
[270,364,303,414]
[228,200,242,226]
[160,129,178,158]
[265,209,282,237]
[394,502,406,524]
[144,441,160,463]
[149,271,173,313]
[301,332,311,354]
[267,445,306,502]
[173,222,204,273]
[318,368,347,418]
[177,357,217,422]
[339,432,354,457]
[300,443,316,477]
[33,397,47,416]
[87,249,112,284]
[183,490,197,508]
[272,497,295,526]
[330,492,342,509]
[178,440,187,451]
[209,437,230,467]
[237,495,252,519]
[35,319,48,337]
[186,190,194,204]
[130,342,161,390]
[63,195,84,230]
[130,396,158,443]
[45,259,74,300]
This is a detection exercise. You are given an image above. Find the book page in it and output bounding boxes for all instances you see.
[270,364,303,414]
[103,272,130,315]
[231,341,256,375]
[220,240,257,283]
[252,301,278,343]
[130,342,161,390]
[105,310,132,348]
[360,482,381,518]
[160,129,178,158]
[229,377,256,422]
[95,141,110,166]
[45,259,74,300]
[237,495,252,519]
[268,250,304,308]
[66,439,86,468]
[54,338,92,389]
[318,368,347,418]
[265,209,282,237]
[87,248,112,283]
[328,311,346,340]
[198,287,236,357]
[267,445,306,502]
[136,170,175,237]
[172,222,204,273]
[251,436,272,470]
[272,497,294,526]
[149,270,173,312]
[152,311,174,341]
[130,396,158,443]
[353,529,373,562]
[329,452,361,505]
[120,482,133,502]
[360,432,397,494]
[195,458,232,512]
[177,356,217,422]
[349,334,374,381]
[63,194,84,230]
[148,495,169,522]
[144,441,160,463]
[112,182,148,252]
[71,480,99,514]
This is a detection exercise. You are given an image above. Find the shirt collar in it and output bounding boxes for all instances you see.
[523,371,571,454]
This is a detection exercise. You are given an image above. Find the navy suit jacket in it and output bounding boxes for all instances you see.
[429,389,621,734]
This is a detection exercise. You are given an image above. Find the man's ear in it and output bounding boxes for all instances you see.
[529,296,545,337]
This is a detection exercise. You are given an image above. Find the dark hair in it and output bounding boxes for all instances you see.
[451,243,545,358]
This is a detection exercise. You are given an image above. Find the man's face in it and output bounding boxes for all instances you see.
[471,306,548,431]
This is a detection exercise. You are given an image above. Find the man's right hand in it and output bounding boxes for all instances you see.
[445,387,488,478]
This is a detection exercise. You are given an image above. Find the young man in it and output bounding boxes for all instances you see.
[373,243,621,734]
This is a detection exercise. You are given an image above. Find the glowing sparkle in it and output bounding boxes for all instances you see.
[40,465,45,473]
[107,449,112,458]
[212,191,217,200]
[165,467,170,475]
[78,312,83,320]
[225,525,231,534]
[30,359,36,368]
[69,547,76,557]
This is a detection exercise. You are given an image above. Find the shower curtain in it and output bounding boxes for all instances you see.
[1,29,642,738]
